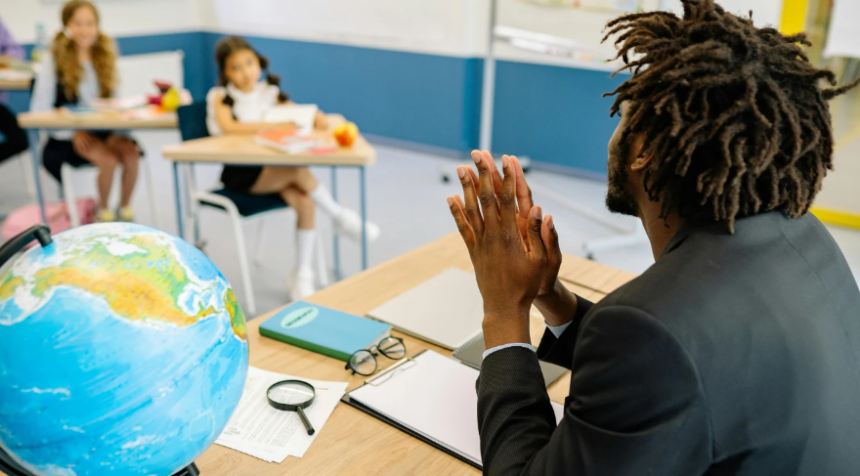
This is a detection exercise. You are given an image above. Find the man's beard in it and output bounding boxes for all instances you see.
[605,152,639,218]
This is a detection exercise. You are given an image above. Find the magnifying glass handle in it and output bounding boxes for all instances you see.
[297,407,315,436]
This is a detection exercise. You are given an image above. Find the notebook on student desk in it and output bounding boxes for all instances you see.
[262,104,318,134]
[452,333,568,387]
[365,268,484,350]
[342,350,564,469]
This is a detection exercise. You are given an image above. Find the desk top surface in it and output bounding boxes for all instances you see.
[0,78,31,91]
[192,232,635,476]
[162,114,376,167]
[17,109,178,130]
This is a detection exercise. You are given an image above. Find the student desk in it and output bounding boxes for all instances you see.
[192,232,636,475]
[161,114,377,272]
[17,109,178,224]
[0,78,31,91]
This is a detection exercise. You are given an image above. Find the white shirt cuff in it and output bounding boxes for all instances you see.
[482,342,537,360]
[547,320,573,338]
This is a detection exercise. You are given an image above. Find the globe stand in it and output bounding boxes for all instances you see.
[0,448,200,476]
[173,463,201,476]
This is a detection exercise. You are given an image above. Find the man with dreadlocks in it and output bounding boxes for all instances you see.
[445,0,860,474]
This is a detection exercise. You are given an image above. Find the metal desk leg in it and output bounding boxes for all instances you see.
[173,162,184,240]
[28,130,47,224]
[330,167,342,281]
[360,166,367,270]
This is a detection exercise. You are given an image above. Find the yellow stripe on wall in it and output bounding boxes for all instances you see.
[811,207,860,230]
[780,0,808,35]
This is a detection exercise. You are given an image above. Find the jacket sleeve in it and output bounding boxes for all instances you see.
[477,305,712,476]
[535,295,593,370]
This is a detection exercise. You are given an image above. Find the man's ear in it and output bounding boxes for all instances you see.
[629,135,652,172]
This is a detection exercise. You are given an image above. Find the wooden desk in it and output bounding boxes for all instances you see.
[161,117,375,167]
[161,114,377,271]
[0,62,34,91]
[17,109,178,225]
[18,109,178,130]
[191,232,635,476]
[0,78,31,91]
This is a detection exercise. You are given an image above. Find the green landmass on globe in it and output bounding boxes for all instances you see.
[0,233,247,340]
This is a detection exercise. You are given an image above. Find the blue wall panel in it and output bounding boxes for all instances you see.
[491,61,625,175]
[204,33,483,152]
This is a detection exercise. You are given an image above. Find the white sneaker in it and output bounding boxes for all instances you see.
[288,266,316,301]
[333,209,380,243]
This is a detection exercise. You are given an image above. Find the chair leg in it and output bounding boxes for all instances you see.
[61,163,80,227]
[316,233,329,288]
[19,153,37,200]
[253,219,266,266]
[141,158,160,228]
[230,209,257,316]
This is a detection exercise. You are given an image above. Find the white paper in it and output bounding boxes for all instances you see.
[263,104,319,134]
[348,351,564,466]
[215,366,348,463]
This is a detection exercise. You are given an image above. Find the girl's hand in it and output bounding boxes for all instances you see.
[314,112,328,130]
[277,122,299,131]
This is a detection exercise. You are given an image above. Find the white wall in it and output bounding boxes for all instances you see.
[0,0,208,44]
[210,0,491,58]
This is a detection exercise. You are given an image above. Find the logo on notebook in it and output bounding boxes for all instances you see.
[280,306,319,329]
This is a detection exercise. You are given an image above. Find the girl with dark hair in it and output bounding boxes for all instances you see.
[207,36,379,299]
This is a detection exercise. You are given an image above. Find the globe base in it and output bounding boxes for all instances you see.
[0,448,201,476]
[174,462,201,476]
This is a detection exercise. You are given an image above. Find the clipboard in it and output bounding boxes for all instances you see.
[340,350,484,469]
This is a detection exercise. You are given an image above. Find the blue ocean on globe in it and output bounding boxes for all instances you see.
[0,223,249,476]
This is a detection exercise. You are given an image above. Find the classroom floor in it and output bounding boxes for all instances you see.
[1,130,859,316]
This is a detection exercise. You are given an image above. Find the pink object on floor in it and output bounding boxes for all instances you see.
[2,199,96,244]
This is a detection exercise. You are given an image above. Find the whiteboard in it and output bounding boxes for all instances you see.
[494,0,783,69]
[116,51,184,98]
[824,0,860,59]
[497,0,662,66]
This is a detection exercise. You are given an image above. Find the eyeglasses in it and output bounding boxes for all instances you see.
[345,336,407,376]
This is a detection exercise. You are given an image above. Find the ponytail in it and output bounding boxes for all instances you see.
[258,55,289,103]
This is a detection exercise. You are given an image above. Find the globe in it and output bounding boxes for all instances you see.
[0,223,249,476]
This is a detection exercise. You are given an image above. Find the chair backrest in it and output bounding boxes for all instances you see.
[177,102,210,142]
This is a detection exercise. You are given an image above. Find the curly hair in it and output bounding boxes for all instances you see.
[52,0,117,99]
[603,0,860,231]
[214,36,289,107]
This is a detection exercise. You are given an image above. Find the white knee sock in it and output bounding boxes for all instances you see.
[296,229,316,270]
[308,184,343,218]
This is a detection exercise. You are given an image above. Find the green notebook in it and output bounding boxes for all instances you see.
[260,301,392,361]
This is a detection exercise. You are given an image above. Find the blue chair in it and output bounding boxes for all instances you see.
[176,103,328,314]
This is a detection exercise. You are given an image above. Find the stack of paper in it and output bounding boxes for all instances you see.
[215,366,348,463]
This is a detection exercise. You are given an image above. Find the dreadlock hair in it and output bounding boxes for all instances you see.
[214,36,289,108]
[603,0,860,232]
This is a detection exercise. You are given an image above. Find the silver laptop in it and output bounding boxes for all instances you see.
[452,333,568,387]
[366,268,484,350]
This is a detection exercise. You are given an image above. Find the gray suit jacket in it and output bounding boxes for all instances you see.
[477,211,860,475]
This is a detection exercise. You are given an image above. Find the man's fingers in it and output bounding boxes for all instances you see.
[457,164,484,239]
[512,156,533,217]
[527,206,548,263]
[481,150,503,195]
[541,214,562,270]
[499,155,518,231]
[447,196,475,247]
[473,150,499,231]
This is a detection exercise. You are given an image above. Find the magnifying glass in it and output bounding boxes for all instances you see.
[266,380,316,435]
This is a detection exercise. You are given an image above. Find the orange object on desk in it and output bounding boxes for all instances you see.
[334,122,359,147]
